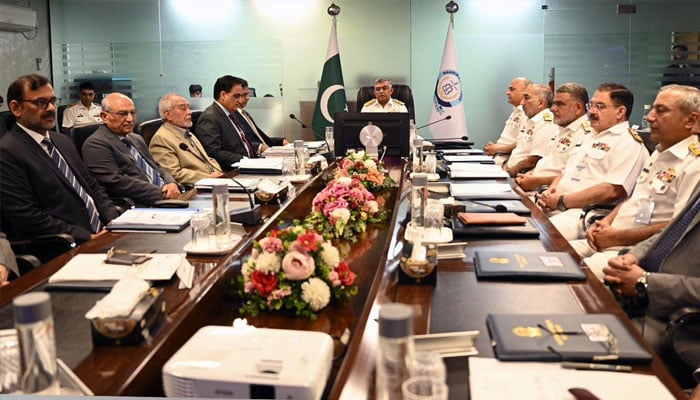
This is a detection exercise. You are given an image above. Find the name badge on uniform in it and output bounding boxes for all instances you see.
[635,199,655,225]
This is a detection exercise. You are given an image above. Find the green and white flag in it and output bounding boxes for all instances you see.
[312,19,347,139]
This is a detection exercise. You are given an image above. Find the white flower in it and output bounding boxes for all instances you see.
[354,150,366,160]
[320,241,340,268]
[330,207,351,223]
[366,200,379,214]
[336,176,352,186]
[242,258,256,279]
[364,159,377,169]
[254,252,282,274]
[301,277,331,311]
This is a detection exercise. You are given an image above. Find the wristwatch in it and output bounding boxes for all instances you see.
[557,195,568,211]
[635,272,651,296]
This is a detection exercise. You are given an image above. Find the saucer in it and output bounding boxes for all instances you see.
[183,238,239,255]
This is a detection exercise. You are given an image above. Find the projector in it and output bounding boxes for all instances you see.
[162,324,333,399]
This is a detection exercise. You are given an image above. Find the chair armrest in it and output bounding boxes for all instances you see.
[111,197,135,214]
[10,233,77,265]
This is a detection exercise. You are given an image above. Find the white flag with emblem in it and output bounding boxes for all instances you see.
[428,19,468,140]
[312,18,348,140]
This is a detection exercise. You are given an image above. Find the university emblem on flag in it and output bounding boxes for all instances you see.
[433,69,462,113]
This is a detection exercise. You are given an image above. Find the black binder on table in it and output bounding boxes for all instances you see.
[486,313,652,364]
[474,251,586,281]
[450,211,540,238]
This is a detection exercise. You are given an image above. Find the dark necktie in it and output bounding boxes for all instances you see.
[121,138,164,186]
[239,110,268,147]
[643,194,700,272]
[229,113,256,158]
[42,139,102,233]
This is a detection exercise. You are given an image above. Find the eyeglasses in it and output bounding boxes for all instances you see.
[171,103,190,111]
[586,102,615,111]
[231,92,250,100]
[20,97,61,109]
[106,110,138,119]
[374,86,391,92]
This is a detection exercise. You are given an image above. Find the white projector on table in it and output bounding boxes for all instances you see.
[162,323,334,399]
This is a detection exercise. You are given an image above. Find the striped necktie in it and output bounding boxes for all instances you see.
[229,113,256,158]
[642,194,700,272]
[238,110,268,147]
[121,138,164,186]
[42,139,102,233]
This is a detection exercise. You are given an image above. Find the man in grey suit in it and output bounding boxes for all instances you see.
[82,93,181,206]
[194,75,263,170]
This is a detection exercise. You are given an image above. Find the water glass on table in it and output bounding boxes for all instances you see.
[190,211,211,249]
[424,200,445,237]
[402,376,448,400]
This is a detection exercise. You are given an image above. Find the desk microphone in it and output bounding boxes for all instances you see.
[228,177,263,226]
[416,115,451,130]
[289,114,308,128]
[425,135,470,142]
[179,142,215,172]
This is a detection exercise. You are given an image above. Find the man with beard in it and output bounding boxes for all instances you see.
[537,83,649,240]
[515,83,593,192]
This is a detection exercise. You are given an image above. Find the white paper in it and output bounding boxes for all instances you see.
[109,208,196,227]
[468,357,674,400]
[194,177,260,190]
[443,155,494,163]
[450,183,515,197]
[238,157,284,170]
[49,253,184,283]
[449,163,509,179]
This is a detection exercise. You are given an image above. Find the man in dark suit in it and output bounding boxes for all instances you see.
[0,74,118,243]
[82,92,181,206]
[233,86,287,148]
[194,75,262,170]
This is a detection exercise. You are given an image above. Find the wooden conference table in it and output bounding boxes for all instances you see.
[0,158,687,399]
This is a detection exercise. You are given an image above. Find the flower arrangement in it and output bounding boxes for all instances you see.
[235,226,358,320]
[334,150,394,192]
[305,176,388,242]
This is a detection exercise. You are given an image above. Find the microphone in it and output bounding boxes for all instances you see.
[179,142,215,172]
[227,176,263,226]
[425,136,470,142]
[289,113,308,128]
[416,115,451,130]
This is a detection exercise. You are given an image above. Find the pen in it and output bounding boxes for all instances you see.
[561,361,632,372]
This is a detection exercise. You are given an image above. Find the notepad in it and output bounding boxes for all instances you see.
[474,251,586,281]
[194,177,260,192]
[449,163,509,179]
[450,182,520,200]
[107,208,197,232]
[443,155,495,163]
[238,158,284,174]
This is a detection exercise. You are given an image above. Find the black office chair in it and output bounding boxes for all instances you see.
[356,84,415,121]
[0,111,16,137]
[137,118,164,146]
[190,110,203,135]
[10,233,77,267]
[56,104,68,133]
[71,122,103,155]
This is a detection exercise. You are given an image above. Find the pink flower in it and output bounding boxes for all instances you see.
[335,262,356,286]
[329,271,341,287]
[282,251,315,281]
[259,237,284,254]
[323,198,349,217]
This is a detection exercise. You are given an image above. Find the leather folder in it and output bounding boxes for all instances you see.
[474,251,586,281]
[486,313,652,363]
[457,212,527,225]
[450,210,540,239]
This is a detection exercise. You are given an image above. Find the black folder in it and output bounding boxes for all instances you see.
[486,313,652,364]
[474,251,586,281]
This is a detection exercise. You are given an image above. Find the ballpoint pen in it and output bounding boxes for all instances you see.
[561,361,632,372]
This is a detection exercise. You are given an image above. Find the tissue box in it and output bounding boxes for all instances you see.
[90,288,165,346]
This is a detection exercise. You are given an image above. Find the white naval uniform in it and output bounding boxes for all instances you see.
[531,114,593,177]
[549,121,649,240]
[505,108,557,170]
[62,102,102,129]
[493,105,527,165]
[360,97,408,113]
[571,135,700,280]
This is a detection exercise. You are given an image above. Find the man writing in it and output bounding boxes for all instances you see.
[150,93,224,186]
[82,93,181,206]
[360,78,408,113]
[537,83,649,240]
[0,74,118,243]
[195,75,263,170]
[515,82,593,191]
[484,77,531,164]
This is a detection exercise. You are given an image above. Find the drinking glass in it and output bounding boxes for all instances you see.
[401,376,448,400]
[424,200,445,238]
[424,152,437,175]
[325,126,335,159]
[409,351,447,382]
[190,211,211,249]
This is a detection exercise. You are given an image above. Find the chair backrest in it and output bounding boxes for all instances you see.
[355,84,415,121]
[136,118,164,145]
[190,110,203,135]
[0,111,16,137]
[71,122,103,156]
[56,104,68,133]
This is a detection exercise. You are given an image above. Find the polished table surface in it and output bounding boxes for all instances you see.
[0,159,687,399]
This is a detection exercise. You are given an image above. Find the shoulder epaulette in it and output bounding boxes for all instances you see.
[66,102,78,108]
[582,120,593,132]
[628,127,643,143]
[542,109,553,122]
[363,99,378,107]
[689,142,700,156]
[393,98,405,106]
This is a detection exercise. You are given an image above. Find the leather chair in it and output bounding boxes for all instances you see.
[0,111,16,137]
[137,118,164,145]
[190,110,203,135]
[356,84,415,121]
[71,122,103,155]
[10,233,77,267]
[56,104,68,133]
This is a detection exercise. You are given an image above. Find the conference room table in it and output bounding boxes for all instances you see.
[0,157,687,399]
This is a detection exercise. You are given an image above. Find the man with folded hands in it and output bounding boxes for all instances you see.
[515,82,593,192]
[537,83,649,240]
[572,85,700,280]
[82,93,182,206]
[149,93,224,186]
[503,83,559,177]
